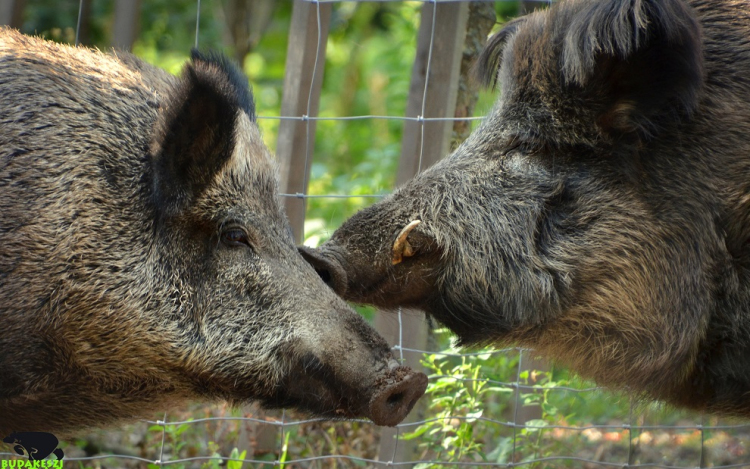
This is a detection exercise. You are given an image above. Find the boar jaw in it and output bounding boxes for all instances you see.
[262,359,427,427]
[256,318,427,427]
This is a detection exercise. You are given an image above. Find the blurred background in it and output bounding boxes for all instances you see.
[1,1,748,467]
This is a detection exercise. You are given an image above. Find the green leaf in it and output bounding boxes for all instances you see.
[414,463,435,469]
[401,425,430,440]
[486,386,514,394]
[226,448,247,469]
[525,418,548,428]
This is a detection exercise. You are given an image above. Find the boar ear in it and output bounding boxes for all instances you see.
[475,17,528,89]
[151,50,256,215]
[562,0,703,136]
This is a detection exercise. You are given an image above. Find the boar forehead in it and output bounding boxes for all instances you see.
[196,113,292,244]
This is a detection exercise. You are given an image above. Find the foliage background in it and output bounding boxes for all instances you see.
[3,1,749,467]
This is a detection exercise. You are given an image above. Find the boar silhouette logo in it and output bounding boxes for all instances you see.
[2,432,64,461]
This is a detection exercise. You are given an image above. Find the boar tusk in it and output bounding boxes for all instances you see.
[392,220,421,265]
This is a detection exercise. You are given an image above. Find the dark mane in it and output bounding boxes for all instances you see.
[561,0,702,87]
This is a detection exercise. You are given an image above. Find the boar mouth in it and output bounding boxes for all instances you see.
[261,352,427,427]
[299,244,441,309]
[297,245,396,306]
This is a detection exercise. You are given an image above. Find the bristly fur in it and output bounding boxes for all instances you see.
[560,0,702,84]
[190,49,256,122]
[304,0,750,418]
[559,0,704,134]
[476,0,704,142]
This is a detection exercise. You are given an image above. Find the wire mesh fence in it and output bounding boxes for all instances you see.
[2,0,750,467]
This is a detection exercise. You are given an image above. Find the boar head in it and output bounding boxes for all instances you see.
[301,0,750,416]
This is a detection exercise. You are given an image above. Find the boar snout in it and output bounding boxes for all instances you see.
[369,364,427,426]
[265,304,427,427]
[270,352,427,427]
[298,246,348,296]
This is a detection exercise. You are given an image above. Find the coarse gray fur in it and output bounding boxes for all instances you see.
[0,28,426,436]
[301,0,750,416]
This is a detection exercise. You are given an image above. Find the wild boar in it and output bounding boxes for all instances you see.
[300,0,750,416]
[0,28,426,436]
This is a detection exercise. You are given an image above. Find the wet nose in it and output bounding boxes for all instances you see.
[298,246,348,296]
[367,367,428,427]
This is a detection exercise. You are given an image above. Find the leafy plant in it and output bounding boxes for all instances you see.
[201,444,247,469]
[404,329,599,467]
[146,419,193,469]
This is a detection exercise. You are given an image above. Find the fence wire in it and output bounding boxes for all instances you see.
[2,1,749,468]
[5,348,750,467]
[2,346,750,467]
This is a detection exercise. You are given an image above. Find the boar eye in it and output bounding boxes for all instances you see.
[220,227,252,249]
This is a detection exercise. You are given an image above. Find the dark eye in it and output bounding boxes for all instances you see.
[221,227,252,248]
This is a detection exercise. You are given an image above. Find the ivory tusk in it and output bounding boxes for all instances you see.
[392,220,421,265]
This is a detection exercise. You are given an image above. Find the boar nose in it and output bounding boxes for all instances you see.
[368,365,428,427]
[298,246,348,296]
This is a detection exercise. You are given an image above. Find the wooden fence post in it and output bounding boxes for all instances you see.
[376,2,470,466]
[514,350,550,425]
[112,0,141,51]
[395,3,469,184]
[221,0,276,64]
[276,0,332,244]
[0,0,24,28]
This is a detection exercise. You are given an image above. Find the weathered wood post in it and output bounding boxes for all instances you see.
[276,0,332,243]
[111,0,142,51]
[0,0,25,28]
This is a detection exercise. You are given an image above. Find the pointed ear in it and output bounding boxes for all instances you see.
[150,50,256,216]
[474,16,528,89]
[562,0,703,137]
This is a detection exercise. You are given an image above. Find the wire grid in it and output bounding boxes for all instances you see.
[2,1,749,468]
